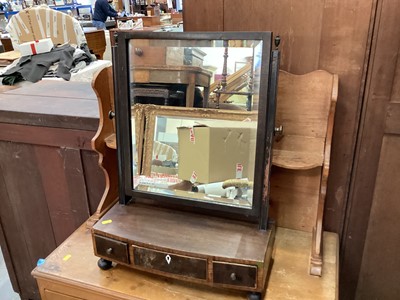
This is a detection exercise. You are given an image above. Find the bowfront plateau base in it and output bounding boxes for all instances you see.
[91,203,275,297]
[31,223,338,299]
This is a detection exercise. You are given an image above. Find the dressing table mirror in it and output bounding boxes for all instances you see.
[92,31,280,299]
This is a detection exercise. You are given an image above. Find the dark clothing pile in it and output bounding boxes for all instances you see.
[93,0,118,22]
[1,44,95,85]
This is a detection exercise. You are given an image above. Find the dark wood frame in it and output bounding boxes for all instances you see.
[112,31,279,228]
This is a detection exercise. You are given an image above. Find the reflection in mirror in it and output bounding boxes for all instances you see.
[132,106,257,209]
[129,39,262,111]
[131,104,146,176]
[128,37,264,209]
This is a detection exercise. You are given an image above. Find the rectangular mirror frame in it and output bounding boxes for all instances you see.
[113,31,277,225]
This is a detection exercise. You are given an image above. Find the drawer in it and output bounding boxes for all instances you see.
[130,41,185,67]
[44,289,84,300]
[213,262,257,288]
[94,235,129,264]
[133,246,207,280]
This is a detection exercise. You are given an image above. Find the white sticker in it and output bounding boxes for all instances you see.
[15,14,30,34]
[35,9,45,39]
[165,254,171,264]
[53,11,58,38]
[190,171,197,184]
[46,8,51,37]
[236,163,243,179]
[7,21,21,41]
[73,21,85,45]
[62,13,68,44]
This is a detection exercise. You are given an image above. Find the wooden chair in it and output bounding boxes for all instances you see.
[153,140,177,162]
[270,70,338,276]
[83,28,107,60]
[4,8,107,60]
[6,6,87,50]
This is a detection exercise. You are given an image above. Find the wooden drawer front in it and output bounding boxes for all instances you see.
[131,46,167,66]
[44,289,84,300]
[213,262,257,288]
[94,235,129,264]
[133,246,207,280]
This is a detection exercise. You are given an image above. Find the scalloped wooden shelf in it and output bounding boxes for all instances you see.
[272,135,325,169]
[105,133,116,149]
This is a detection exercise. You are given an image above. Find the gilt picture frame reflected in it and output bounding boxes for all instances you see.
[141,105,257,176]
[131,104,146,175]
[134,105,258,208]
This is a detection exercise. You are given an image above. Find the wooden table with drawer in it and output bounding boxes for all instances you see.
[31,223,338,299]
[131,65,212,107]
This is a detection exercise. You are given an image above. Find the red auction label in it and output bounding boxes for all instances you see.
[189,127,195,143]
[190,171,197,183]
[236,163,243,179]
[30,43,37,55]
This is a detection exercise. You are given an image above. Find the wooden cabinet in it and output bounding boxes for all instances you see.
[0,81,105,300]
[130,39,206,67]
[128,38,210,107]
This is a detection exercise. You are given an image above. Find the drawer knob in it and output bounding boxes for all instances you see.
[134,47,144,56]
[106,248,113,255]
[230,272,237,281]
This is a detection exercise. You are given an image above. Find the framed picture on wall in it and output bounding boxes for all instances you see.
[54,0,65,6]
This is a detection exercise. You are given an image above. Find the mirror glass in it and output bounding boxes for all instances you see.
[128,38,263,209]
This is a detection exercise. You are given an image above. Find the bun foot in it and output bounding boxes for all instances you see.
[97,258,113,270]
[247,292,262,300]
